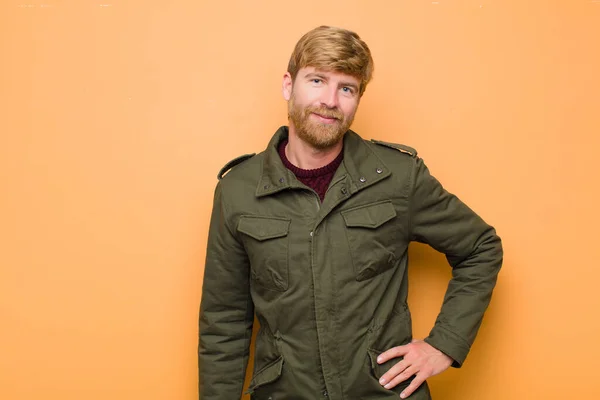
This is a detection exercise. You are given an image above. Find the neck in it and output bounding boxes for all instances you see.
[285,128,343,170]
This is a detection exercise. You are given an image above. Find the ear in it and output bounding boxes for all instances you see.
[282,72,293,101]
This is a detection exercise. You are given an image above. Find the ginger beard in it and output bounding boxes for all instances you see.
[287,91,355,150]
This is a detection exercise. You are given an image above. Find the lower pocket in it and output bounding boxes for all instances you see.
[366,348,413,392]
[245,356,284,395]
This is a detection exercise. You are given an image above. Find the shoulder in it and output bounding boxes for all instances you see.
[214,152,264,213]
[217,153,258,180]
[215,151,265,205]
[369,139,418,158]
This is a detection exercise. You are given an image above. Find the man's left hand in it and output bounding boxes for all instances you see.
[377,339,453,398]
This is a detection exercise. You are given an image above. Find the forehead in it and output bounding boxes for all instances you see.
[298,66,361,84]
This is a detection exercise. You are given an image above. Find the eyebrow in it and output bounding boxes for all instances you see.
[305,73,359,91]
[305,72,328,81]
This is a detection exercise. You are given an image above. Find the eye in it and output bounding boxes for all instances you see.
[312,78,322,84]
[342,87,354,94]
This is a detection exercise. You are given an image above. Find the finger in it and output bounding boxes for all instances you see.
[379,359,409,386]
[382,364,419,390]
[400,372,427,399]
[377,345,410,364]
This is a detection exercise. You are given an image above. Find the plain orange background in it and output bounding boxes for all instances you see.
[1,1,599,399]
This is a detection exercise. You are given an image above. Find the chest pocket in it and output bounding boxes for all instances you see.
[237,216,290,292]
[341,201,400,281]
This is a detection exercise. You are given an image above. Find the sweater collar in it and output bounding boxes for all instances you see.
[256,126,391,197]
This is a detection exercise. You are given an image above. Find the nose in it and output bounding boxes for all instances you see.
[320,85,339,109]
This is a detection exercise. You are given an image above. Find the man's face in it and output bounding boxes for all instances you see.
[283,67,361,150]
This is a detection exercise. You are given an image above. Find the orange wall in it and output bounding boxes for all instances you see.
[1,1,599,399]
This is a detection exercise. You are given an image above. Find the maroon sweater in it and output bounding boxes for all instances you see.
[278,139,344,202]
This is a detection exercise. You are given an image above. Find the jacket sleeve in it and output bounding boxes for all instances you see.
[408,157,503,367]
[199,182,254,398]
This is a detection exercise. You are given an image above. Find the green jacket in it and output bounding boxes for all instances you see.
[199,127,503,400]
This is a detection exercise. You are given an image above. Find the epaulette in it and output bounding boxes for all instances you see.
[370,139,418,157]
[217,153,256,180]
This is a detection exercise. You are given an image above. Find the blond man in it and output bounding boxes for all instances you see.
[199,26,502,400]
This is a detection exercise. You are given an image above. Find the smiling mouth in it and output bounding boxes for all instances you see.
[312,112,339,121]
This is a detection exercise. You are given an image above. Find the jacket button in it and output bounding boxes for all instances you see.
[279,177,285,183]
[323,390,328,397]
[359,177,366,183]
[376,168,383,174]
[264,184,270,190]
[310,231,313,237]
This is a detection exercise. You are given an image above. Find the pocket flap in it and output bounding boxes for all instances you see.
[245,356,284,394]
[237,217,290,241]
[367,348,382,373]
[342,201,397,229]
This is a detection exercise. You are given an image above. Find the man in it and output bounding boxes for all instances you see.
[199,26,502,400]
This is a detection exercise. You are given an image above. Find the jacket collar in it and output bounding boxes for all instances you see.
[256,126,391,198]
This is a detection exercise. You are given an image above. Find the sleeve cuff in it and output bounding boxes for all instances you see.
[424,325,471,368]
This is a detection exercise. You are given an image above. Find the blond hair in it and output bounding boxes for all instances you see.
[287,25,374,96]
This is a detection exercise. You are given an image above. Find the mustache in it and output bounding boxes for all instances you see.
[305,106,343,120]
